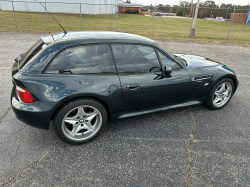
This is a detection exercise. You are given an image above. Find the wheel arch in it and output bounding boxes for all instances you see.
[211,74,238,93]
[50,95,111,124]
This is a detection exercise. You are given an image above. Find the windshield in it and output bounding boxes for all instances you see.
[20,40,47,69]
[157,44,183,64]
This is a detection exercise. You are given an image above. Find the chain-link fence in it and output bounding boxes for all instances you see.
[1,0,119,31]
[0,0,249,43]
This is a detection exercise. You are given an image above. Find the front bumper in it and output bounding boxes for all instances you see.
[11,88,57,130]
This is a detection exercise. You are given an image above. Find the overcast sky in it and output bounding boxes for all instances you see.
[133,0,249,6]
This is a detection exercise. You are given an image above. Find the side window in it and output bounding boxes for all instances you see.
[157,50,182,71]
[111,44,161,73]
[45,44,116,74]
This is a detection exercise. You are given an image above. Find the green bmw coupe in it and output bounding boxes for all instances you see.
[11,31,238,144]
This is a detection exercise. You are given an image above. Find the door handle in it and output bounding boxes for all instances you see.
[192,75,213,82]
[127,83,140,90]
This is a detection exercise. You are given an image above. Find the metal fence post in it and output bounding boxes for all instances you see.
[12,0,17,28]
[80,3,82,30]
[227,6,235,40]
[106,0,107,14]
[116,4,118,31]
[152,3,156,36]
[45,0,48,30]
[99,0,101,14]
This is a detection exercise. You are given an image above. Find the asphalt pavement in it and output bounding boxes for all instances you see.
[0,32,250,187]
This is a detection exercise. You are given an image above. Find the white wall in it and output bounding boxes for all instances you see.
[0,0,119,14]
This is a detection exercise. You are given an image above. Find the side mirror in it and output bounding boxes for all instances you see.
[164,66,172,74]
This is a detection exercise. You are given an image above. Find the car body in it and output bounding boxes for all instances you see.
[215,17,225,21]
[11,31,238,144]
[152,12,163,16]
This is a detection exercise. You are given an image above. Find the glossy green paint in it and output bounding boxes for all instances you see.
[116,100,205,119]
[11,86,57,129]
[118,70,191,111]
[176,54,238,100]
[11,31,238,130]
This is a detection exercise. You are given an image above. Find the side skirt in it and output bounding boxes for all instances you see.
[113,100,205,119]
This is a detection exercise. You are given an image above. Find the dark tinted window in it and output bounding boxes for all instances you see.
[157,50,182,71]
[45,45,116,74]
[21,40,47,69]
[111,44,161,73]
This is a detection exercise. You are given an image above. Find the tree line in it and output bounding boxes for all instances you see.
[142,0,250,18]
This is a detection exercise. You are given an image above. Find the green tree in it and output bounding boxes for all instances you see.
[177,9,184,16]
[158,4,165,12]
[179,1,191,7]
[171,5,178,13]
[178,1,191,16]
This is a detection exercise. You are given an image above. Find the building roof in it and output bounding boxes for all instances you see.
[118,1,142,8]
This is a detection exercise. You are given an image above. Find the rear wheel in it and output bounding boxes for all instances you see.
[206,78,234,110]
[54,98,107,144]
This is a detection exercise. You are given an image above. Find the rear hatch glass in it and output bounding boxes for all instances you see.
[19,39,47,69]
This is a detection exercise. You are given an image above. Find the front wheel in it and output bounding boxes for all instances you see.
[54,98,107,144]
[206,78,234,110]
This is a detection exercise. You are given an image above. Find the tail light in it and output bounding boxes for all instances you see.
[16,85,34,103]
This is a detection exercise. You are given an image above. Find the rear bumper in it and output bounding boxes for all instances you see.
[11,89,57,130]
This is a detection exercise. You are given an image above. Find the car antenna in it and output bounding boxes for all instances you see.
[39,2,67,35]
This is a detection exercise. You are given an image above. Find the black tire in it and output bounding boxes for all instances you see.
[206,78,234,110]
[54,98,107,144]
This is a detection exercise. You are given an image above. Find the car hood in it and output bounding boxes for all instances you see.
[174,54,223,68]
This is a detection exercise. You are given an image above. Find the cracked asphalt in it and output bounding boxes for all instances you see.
[0,32,250,187]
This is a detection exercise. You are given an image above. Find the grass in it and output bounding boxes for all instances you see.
[0,11,250,45]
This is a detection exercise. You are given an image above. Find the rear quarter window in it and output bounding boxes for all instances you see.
[44,44,116,74]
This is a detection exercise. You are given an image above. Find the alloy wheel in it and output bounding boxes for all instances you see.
[212,82,232,108]
[61,105,102,141]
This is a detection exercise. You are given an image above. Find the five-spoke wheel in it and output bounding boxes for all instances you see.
[212,82,232,108]
[206,78,234,110]
[54,99,107,144]
[62,105,102,141]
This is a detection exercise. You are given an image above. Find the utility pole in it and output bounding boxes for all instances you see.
[189,0,193,17]
[189,3,195,36]
[190,0,200,36]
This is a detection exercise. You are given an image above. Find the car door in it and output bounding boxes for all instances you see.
[111,44,191,112]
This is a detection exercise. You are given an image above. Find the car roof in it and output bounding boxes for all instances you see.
[41,31,155,46]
